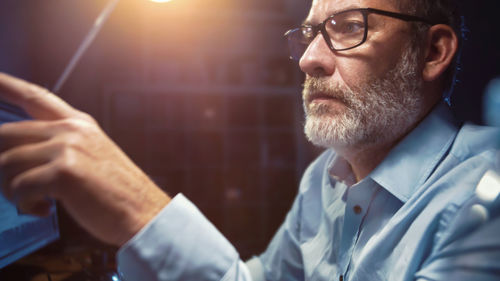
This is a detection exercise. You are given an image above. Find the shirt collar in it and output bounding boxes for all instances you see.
[370,102,459,203]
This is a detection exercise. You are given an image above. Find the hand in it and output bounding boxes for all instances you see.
[0,73,171,246]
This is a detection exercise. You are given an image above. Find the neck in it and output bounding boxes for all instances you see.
[333,140,397,182]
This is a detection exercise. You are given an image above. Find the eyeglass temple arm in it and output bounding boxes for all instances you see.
[365,8,437,25]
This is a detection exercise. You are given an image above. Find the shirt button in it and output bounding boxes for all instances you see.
[353,205,362,214]
[339,275,344,281]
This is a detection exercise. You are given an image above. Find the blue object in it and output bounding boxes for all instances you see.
[484,78,500,127]
[117,103,500,281]
[484,78,500,154]
[0,101,59,269]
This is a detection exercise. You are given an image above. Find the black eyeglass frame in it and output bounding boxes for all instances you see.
[285,7,439,57]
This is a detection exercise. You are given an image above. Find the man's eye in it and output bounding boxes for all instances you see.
[331,21,364,34]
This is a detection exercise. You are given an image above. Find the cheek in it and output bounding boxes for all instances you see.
[334,59,376,89]
[335,47,403,89]
[335,28,409,86]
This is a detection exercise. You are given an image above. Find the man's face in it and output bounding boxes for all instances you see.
[300,0,426,149]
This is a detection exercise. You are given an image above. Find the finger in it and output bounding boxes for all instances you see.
[18,199,54,217]
[7,162,57,207]
[0,140,58,183]
[0,120,55,151]
[0,72,80,120]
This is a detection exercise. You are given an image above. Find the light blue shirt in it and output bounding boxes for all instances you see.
[117,103,500,281]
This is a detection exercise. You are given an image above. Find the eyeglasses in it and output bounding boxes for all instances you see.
[284,8,437,61]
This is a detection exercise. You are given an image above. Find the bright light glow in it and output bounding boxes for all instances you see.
[149,0,173,2]
[476,170,500,205]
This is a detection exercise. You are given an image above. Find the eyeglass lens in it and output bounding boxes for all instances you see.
[287,10,367,60]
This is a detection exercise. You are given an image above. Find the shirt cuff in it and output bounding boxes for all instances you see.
[117,193,239,281]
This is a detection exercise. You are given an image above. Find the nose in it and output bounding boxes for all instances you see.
[299,34,336,77]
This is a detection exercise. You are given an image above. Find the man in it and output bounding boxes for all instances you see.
[0,0,499,280]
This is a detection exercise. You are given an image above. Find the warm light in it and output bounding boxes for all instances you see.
[149,0,173,2]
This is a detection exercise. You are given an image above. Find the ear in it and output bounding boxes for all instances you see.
[422,24,458,82]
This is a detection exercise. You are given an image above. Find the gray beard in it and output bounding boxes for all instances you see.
[303,47,424,149]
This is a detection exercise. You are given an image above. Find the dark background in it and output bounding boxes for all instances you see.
[0,0,498,263]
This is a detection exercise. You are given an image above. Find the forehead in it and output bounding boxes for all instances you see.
[306,0,397,23]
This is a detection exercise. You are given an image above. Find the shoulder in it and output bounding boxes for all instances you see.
[450,123,499,162]
[414,124,500,278]
[425,123,499,247]
[417,171,500,279]
[432,123,499,205]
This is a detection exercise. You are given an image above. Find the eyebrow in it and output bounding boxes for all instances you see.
[302,5,361,26]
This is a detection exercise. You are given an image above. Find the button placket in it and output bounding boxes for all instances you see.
[339,181,380,279]
[338,193,368,273]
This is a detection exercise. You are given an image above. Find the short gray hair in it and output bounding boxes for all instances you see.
[398,0,464,102]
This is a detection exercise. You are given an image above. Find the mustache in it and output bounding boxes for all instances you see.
[302,77,353,107]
